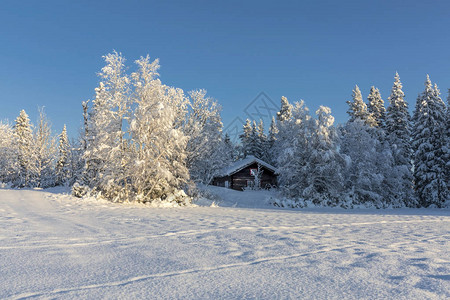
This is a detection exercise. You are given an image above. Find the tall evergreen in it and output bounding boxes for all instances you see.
[274,96,294,167]
[267,116,278,165]
[346,85,376,126]
[367,86,386,128]
[256,119,267,160]
[412,76,448,207]
[34,108,56,188]
[445,90,450,194]
[56,124,71,185]
[13,110,35,187]
[239,119,253,158]
[277,96,293,122]
[0,122,17,184]
[385,72,414,205]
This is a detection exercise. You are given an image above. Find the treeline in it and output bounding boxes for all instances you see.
[0,52,448,207]
[240,73,449,208]
[0,52,233,204]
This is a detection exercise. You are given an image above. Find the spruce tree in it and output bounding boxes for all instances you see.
[346,85,376,126]
[277,96,293,122]
[256,119,266,160]
[248,120,260,158]
[445,91,450,195]
[412,76,448,207]
[223,133,235,162]
[0,122,17,184]
[13,110,35,187]
[267,116,278,165]
[56,125,71,185]
[367,86,386,128]
[34,108,56,188]
[385,72,414,205]
[239,119,253,158]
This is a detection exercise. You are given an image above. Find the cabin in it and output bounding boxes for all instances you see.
[211,156,278,191]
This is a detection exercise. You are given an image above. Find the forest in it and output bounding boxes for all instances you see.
[0,52,448,208]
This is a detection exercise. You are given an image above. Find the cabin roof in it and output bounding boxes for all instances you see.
[216,156,278,177]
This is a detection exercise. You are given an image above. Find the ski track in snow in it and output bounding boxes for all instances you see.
[1,188,449,299]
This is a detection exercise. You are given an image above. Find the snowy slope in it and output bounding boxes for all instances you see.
[1,188,449,299]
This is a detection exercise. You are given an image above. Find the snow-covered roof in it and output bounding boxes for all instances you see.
[216,156,278,177]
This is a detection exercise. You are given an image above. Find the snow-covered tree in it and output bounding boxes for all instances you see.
[56,125,71,185]
[445,90,450,195]
[367,86,386,129]
[255,119,267,160]
[184,89,224,184]
[277,96,293,122]
[34,108,56,188]
[0,121,17,184]
[385,72,414,205]
[129,55,190,203]
[273,96,294,167]
[412,76,448,207]
[346,85,376,126]
[303,106,344,205]
[341,118,407,208]
[239,119,253,158]
[266,116,278,165]
[277,100,313,198]
[75,51,131,199]
[81,100,89,151]
[13,110,35,187]
[223,133,236,162]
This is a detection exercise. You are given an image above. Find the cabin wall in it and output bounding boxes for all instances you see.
[212,176,232,188]
[230,163,277,191]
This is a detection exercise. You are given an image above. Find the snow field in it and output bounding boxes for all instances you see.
[1,188,449,299]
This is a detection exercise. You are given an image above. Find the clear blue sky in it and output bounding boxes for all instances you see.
[1,0,449,139]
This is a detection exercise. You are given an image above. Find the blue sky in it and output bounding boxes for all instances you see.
[1,0,449,139]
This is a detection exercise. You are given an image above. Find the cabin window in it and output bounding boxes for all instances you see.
[250,168,257,176]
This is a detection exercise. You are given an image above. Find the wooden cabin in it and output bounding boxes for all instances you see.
[212,156,278,191]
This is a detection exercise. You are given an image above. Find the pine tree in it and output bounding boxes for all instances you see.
[346,85,376,126]
[0,122,17,184]
[267,116,278,165]
[13,110,35,187]
[277,96,293,122]
[34,108,56,188]
[81,100,89,151]
[239,119,253,158]
[445,90,450,195]
[255,119,266,159]
[385,72,414,205]
[248,120,259,157]
[274,96,294,167]
[412,76,448,207]
[223,133,236,162]
[367,86,386,128]
[56,125,71,185]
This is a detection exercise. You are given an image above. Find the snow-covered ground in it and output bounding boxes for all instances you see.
[1,187,449,299]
